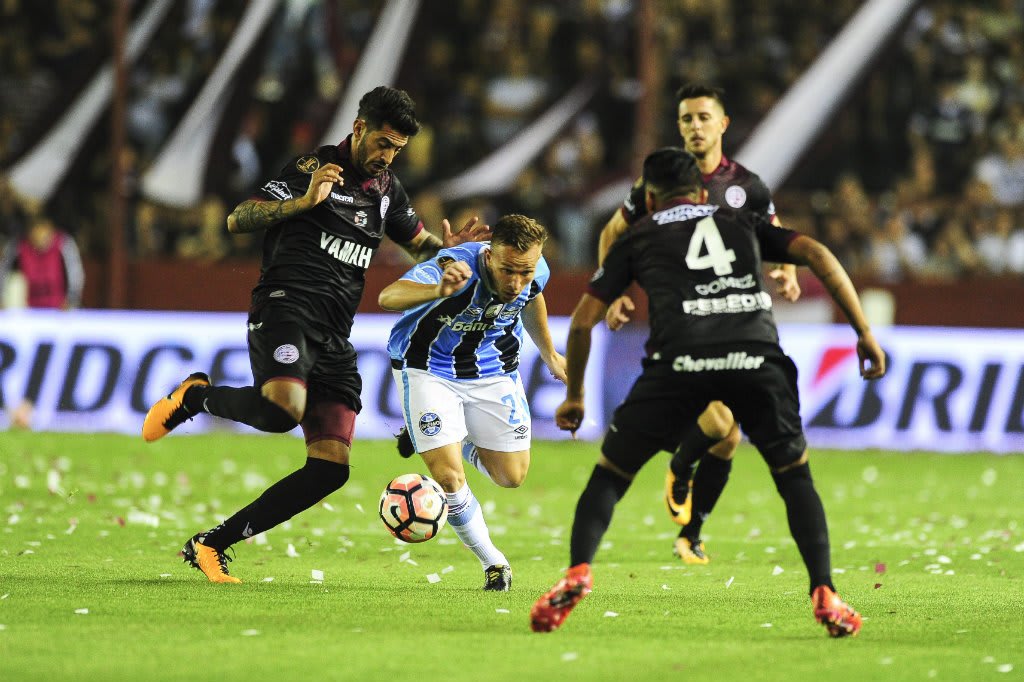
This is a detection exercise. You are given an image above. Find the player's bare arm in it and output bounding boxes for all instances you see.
[555,294,608,434]
[767,215,802,302]
[521,293,567,384]
[378,260,472,311]
[227,163,344,234]
[598,209,635,331]
[787,235,885,379]
[399,216,492,263]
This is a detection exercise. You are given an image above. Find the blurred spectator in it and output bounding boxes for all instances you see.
[974,134,1024,207]
[0,216,84,310]
[254,0,340,103]
[0,216,84,429]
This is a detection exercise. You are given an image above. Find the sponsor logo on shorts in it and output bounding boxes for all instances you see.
[379,195,390,219]
[725,185,747,208]
[296,155,320,173]
[418,412,442,437]
[671,352,765,372]
[273,344,300,364]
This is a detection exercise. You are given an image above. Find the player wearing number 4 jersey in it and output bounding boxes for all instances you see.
[382,214,567,591]
[531,147,885,636]
[601,84,803,564]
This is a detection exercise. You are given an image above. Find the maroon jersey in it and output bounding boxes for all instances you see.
[620,155,776,225]
[250,136,423,339]
[590,199,799,354]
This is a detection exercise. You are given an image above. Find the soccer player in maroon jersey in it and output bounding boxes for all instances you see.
[142,87,487,583]
[598,84,801,564]
[532,147,884,636]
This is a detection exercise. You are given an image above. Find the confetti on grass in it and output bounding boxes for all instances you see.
[561,652,578,662]
[603,611,618,618]
[495,609,510,614]
[241,629,260,637]
[286,544,300,558]
[772,566,784,576]
[426,573,441,583]
[725,576,734,588]
[311,569,324,581]
[74,608,89,615]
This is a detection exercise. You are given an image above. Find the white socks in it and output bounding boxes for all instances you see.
[445,482,508,569]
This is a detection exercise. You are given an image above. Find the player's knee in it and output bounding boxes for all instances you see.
[429,466,466,494]
[771,461,812,498]
[698,401,735,441]
[491,461,528,489]
[709,424,741,461]
[255,400,300,433]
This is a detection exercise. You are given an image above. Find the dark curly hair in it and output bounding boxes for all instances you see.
[357,86,421,136]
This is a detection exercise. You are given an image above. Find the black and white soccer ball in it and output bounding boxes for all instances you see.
[379,473,448,543]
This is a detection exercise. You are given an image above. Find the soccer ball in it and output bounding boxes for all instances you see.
[379,473,448,543]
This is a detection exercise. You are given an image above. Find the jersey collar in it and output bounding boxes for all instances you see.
[702,154,728,182]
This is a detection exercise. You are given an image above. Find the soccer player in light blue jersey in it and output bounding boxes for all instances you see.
[380,214,567,591]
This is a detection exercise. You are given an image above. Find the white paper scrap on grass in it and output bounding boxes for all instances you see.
[354,503,364,513]
[772,566,784,575]
[241,629,260,636]
[398,551,410,563]
[426,573,441,583]
[997,664,1013,673]
[495,608,510,614]
[286,543,300,558]
[725,576,735,588]
[311,569,324,581]
[262,577,274,582]
[561,652,578,662]
[441,565,454,574]
[322,502,334,511]
[74,608,89,615]
[603,611,618,618]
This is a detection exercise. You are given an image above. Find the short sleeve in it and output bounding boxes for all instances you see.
[620,176,647,225]
[253,155,316,202]
[753,214,800,262]
[384,177,424,244]
[586,236,633,302]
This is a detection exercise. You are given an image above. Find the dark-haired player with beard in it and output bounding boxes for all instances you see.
[531,147,884,636]
[141,86,488,583]
[598,84,800,565]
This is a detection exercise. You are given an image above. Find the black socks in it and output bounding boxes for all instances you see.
[771,463,834,593]
[186,385,297,433]
[569,465,632,566]
[680,453,732,540]
[202,458,350,551]
[669,427,718,480]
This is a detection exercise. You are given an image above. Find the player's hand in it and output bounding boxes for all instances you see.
[545,352,568,384]
[605,295,634,331]
[303,163,343,208]
[768,268,801,302]
[437,261,472,297]
[555,399,585,438]
[857,331,886,380]
[442,216,491,248]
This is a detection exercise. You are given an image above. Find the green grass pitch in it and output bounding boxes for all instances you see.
[1,432,1022,681]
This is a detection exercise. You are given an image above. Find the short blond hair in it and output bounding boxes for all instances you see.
[491,214,547,251]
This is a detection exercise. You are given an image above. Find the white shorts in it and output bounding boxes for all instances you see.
[392,368,532,453]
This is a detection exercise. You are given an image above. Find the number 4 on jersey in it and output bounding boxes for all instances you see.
[685,216,736,275]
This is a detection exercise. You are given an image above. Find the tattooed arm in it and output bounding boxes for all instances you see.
[788,234,886,379]
[227,163,343,234]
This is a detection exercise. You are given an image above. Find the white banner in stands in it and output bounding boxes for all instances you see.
[0,310,607,441]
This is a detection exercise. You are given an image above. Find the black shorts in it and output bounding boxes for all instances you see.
[602,342,806,474]
[247,303,363,413]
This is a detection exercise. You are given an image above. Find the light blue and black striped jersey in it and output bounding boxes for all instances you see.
[387,242,550,380]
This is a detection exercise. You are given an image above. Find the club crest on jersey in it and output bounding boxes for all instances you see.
[296,155,320,173]
[354,210,368,227]
[273,344,300,364]
[379,195,390,219]
[418,412,442,437]
[498,304,523,321]
[484,304,503,319]
[725,185,747,208]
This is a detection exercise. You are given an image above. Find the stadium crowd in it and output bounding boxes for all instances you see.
[1,0,1023,283]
